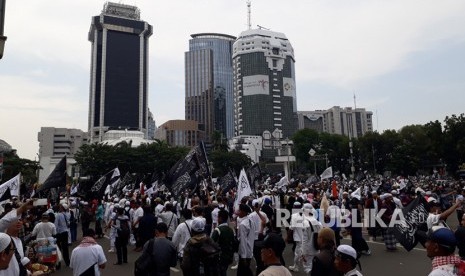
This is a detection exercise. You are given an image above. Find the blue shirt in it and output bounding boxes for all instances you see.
[55,212,69,234]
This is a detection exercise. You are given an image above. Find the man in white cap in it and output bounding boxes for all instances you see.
[0,232,15,271]
[301,203,321,274]
[334,245,363,276]
[288,201,304,272]
[249,199,268,275]
[181,217,221,276]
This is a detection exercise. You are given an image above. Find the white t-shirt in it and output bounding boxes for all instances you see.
[290,213,305,242]
[1,237,23,276]
[172,219,193,257]
[32,222,57,239]
[249,211,269,239]
[133,207,144,228]
[70,244,107,276]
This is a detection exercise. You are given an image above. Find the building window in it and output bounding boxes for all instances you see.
[272,59,277,67]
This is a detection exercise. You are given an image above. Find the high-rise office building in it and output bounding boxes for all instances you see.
[185,33,236,142]
[37,127,88,183]
[233,29,298,140]
[88,2,152,143]
[298,106,374,138]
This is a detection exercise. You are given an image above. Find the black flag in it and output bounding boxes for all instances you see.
[390,195,429,251]
[34,156,67,197]
[246,163,262,191]
[219,169,236,195]
[165,142,211,197]
[0,186,11,202]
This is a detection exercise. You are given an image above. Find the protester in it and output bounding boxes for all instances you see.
[70,228,107,276]
[455,213,465,260]
[288,201,304,272]
[423,226,461,276]
[181,217,221,276]
[132,201,144,251]
[55,204,71,267]
[157,202,178,241]
[237,204,255,276]
[31,213,56,239]
[172,209,193,263]
[95,200,104,238]
[257,233,291,276]
[311,228,339,276]
[0,233,15,272]
[334,244,363,276]
[211,209,235,276]
[138,206,157,249]
[110,207,130,265]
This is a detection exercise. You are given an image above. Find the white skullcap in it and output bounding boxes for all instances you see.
[191,217,206,232]
[302,203,314,210]
[0,233,11,252]
[337,244,357,260]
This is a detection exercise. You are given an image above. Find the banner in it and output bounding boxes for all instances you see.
[35,156,67,197]
[320,166,333,180]
[234,168,252,211]
[390,196,429,251]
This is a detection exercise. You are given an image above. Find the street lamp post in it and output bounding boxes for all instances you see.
[309,148,316,175]
[0,0,7,59]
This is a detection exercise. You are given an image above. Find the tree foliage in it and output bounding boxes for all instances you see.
[74,141,189,181]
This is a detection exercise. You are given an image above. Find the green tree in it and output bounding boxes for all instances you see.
[443,114,465,173]
[1,151,39,191]
[210,150,252,177]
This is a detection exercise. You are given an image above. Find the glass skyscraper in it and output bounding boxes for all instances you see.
[233,29,298,140]
[185,33,236,142]
[88,2,152,143]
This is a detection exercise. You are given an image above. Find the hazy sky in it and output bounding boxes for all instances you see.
[1,0,465,160]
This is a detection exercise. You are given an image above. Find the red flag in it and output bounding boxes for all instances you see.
[331,180,338,198]
[140,182,145,195]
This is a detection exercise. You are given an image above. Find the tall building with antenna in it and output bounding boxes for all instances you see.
[88,2,153,143]
[232,27,298,140]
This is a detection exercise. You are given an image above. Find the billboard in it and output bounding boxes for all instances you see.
[243,75,270,96]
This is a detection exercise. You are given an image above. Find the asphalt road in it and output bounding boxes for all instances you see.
[54,226,436,276]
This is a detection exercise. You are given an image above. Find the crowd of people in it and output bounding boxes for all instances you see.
[0,174,464,276]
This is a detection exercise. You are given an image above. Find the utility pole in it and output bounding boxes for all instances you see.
[0,0,7,59]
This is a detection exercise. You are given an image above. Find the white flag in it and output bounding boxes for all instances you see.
[70,183,79,195]
[1,173,20,197]
[234,169,252,212]
[320,167,333,180]
[351,187,361,200]
[276,176,289,188]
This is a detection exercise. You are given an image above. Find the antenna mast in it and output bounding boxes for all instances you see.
[247,0,251,30]
[353,92,357,110]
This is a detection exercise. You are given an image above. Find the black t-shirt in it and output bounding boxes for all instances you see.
[204,206,213,224]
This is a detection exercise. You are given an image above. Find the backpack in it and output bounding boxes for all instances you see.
[116,218,130,240]
[185,238,221,276]
[198,239,221,276]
